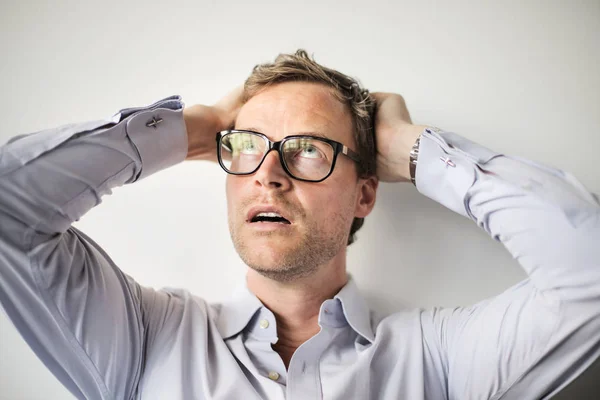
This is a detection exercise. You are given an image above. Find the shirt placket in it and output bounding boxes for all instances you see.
[244,308,288,394]
[286,299,347,400]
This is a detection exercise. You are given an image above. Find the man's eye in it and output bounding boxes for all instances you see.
[240,141,260,154]
[298,145,324,159]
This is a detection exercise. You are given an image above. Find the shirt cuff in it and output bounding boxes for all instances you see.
[122,96,189,181]
[415,128,501,218]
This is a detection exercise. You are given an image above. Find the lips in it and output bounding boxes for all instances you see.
[246,205,292,224]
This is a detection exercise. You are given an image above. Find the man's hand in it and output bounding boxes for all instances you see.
[184,86,244,162]
[372,92,429,183]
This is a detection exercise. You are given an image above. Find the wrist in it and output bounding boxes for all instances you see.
[183,107,201,159]
[183,105,220,161]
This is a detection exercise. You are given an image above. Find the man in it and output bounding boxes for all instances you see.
[0,50,598,399]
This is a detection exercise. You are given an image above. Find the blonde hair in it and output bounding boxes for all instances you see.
[244,50,377,245]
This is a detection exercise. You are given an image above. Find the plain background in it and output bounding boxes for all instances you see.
[0,0,598,399]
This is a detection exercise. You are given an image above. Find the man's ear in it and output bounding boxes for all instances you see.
[355,176,378,218]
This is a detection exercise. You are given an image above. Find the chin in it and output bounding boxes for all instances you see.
[243,239,297,268]
[229,219,345,281]
[242,248,320,283]
[234,233,308,274]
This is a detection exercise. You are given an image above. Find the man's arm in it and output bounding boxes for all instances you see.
[372,93,600,399]
[416,128,600,399]
[0,96,190,399]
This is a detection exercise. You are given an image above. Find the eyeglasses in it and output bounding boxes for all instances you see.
[216,130,361,182]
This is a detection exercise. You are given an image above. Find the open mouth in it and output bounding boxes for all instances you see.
[250,212,291,225]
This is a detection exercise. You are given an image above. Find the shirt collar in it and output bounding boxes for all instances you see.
[216,283,264,340]
[216,275,375,343]
[334,277,375,343]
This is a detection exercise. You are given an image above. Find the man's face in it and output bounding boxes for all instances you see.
[226,81,375,282]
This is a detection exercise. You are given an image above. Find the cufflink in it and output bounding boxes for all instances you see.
[146,116,163,128]
[439,157,456,168]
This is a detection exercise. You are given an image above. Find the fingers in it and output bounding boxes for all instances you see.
[215,85,244,107]
[372,92,412,124]
[214,85,245,130]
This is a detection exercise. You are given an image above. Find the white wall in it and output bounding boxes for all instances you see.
[1,0,598,398]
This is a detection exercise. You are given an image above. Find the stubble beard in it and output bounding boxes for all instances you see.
[229,210,350,283]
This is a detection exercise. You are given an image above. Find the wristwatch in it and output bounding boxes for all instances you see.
[409,136,421,186]
[409,127,442,186]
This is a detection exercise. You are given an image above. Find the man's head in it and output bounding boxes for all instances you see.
[224,50,378,282]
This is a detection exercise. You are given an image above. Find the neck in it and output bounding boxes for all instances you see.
[246,250,348,367]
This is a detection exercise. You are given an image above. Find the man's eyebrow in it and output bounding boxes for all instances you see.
[236,127,331,139]
[295,131,330,139]
[236,127,264,133]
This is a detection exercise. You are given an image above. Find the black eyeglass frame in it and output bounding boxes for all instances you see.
[216,129,362,183]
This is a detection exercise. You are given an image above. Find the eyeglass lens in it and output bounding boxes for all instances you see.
[219,132,335,181]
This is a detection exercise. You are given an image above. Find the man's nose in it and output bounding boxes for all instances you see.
[254,150,292,190]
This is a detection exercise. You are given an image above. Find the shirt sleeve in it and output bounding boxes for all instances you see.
[416,128,600,400]
[0,96,188,399]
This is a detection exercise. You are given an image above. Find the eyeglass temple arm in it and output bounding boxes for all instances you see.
[341,145,361,163]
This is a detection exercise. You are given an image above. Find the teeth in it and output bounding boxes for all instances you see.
[256,212,283,218]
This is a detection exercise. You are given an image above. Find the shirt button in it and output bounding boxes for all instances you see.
[268,371,280,381]
[259,319,269,329]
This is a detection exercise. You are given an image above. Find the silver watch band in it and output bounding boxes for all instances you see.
[409,127,442,186]
[409,136,421,186]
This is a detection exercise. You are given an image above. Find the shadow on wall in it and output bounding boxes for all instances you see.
[348,181,523,315]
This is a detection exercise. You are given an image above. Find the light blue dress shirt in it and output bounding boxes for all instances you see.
[0,96,599,400]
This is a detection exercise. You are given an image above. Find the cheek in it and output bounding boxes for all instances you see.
[225,177,240,215]
[303,182,357,223]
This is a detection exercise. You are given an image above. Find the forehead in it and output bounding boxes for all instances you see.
[236,82,354,144]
